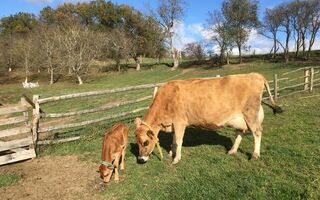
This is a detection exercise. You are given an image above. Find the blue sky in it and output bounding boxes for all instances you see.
[1,0,318,54]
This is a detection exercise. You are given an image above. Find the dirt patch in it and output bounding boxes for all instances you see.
[0,156,106,200]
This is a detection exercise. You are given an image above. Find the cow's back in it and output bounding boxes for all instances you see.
[149,73,265,127]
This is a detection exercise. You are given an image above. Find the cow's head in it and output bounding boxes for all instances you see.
[98,164,113,183]
[134,118,157,164]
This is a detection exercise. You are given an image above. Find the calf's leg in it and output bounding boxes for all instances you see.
[120,147,126,170]
[113,153,120,182]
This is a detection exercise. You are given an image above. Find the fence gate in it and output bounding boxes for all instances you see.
[0,97,36,165]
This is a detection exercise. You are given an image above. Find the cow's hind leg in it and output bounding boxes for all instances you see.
[243,101,264,160]
[228,130,244,155]
[251,105,264,160]
[172,124,186,165]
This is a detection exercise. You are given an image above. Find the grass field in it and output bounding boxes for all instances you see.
[0,58,320,199]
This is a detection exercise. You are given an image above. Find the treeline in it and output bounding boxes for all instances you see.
[207,0,320,64]
[0,0,166,84]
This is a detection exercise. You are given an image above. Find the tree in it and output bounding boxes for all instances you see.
[155,0,186,69]
[38,24,62,84]
[222,0,259,63]
[0,34,16,72]
[14,33,39,83]
[108,28,131,72]
[0,12,37,35]
[261,7,282,60]
[278,4,292,63]
[183,42,205,61]
[207,11,235,64]
[59,21,98,85]
[307,0,320,59]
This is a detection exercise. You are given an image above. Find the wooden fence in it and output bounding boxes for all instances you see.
[33,83,165,145]
[0,97,36,165]
[264,66,320,100]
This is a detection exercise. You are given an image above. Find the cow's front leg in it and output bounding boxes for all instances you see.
[169,133,175,157]
[172,125,186,165]
[228,130,244,155]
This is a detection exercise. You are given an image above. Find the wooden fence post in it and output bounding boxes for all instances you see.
[32,95,40,145]
[21,97,29,126]
[304,68,310,90]
[153,87,158,99]
[310,67,314,92]
[274,74,278,100]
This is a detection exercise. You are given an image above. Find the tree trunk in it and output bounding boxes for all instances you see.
[238,45,242,64]
[135,55,142,71]
[116,60,121,72]
[273,33,277,60]
[226,51,230,65]
[169,33,179,70]
[50,68,54,85]
[76,74,83,85]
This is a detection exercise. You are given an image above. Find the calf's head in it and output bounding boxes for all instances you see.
[99,163,113,183]
[134,118,156,164]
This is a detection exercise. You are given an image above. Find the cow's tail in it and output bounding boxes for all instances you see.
[263,78,283,114]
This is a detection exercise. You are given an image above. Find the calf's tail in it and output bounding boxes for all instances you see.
[263,78,283,114]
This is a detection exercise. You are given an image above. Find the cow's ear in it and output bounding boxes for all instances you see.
[134,118,142,128]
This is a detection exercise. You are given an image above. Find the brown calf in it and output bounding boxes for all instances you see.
[99,123,128,183]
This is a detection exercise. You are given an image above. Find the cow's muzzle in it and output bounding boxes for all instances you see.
[137,156,149,164]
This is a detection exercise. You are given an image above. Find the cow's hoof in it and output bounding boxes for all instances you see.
[228,149,237,155]
[251,153,260,160]
[172,158,180,165]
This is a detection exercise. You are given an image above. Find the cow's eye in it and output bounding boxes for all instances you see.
[143,140,149,147]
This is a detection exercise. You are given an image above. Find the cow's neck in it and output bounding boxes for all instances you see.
[144,110,161,139]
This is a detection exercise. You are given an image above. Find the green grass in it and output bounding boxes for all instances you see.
[1,59,320,199]
[0,172,21,188]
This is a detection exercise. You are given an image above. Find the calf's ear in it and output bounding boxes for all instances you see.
[134,118,142,128]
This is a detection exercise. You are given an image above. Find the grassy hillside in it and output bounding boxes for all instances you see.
[1,59,320,199]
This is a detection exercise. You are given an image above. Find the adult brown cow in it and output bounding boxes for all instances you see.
[134,73,282,164]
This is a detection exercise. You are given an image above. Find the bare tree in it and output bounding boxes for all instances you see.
[155,0,186,69]
[38,24,62,84]
[59,22,97,85]
[107,28,131,72]
[14,33,38,83]
[261,7,282,60]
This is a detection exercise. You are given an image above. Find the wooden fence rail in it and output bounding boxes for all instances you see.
[38,83,165,104]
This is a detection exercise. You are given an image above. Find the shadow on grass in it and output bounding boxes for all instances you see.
[129,127,233,158]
